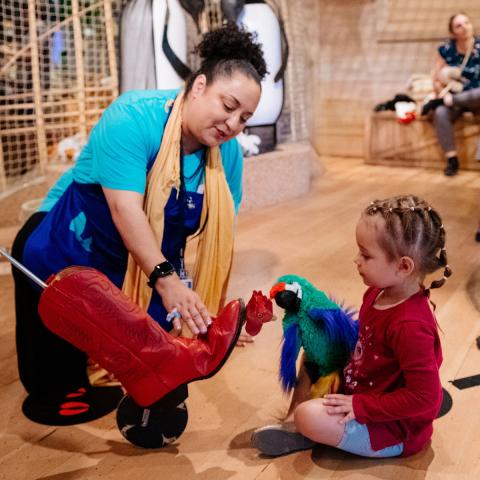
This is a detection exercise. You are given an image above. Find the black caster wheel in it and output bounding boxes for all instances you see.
[116,386,189,448]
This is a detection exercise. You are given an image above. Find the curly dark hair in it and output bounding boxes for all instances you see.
[185,22,267,93]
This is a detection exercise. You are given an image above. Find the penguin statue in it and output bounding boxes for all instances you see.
[236,0,289,153]
[120,0,191,92]
[120,0,157,92]
[153,0,191,90]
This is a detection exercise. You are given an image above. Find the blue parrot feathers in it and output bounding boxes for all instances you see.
[280,322,302,392]
[307,306,359,352]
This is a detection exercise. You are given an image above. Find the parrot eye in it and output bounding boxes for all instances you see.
[285,282,303,299]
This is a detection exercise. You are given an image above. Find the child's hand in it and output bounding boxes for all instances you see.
[323,394,355,424]
[236,332,255,347]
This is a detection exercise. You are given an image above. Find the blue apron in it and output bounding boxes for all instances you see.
[22,180,204,331]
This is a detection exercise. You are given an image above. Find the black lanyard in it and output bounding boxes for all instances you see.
[178,146,208,254]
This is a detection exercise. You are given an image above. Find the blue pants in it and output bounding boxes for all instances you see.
[337,420,404,458]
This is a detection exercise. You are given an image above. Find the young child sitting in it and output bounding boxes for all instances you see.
[252,194,449,458]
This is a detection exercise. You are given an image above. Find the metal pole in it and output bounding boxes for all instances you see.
[0,247,47,289]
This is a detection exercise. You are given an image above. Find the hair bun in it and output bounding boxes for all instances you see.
[195,22,267,79]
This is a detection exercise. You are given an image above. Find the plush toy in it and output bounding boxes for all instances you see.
[237,131,262,157]
[394,101,416,124]
[269,275,358,398]
[374,93,417,124]
[437,66,465,93]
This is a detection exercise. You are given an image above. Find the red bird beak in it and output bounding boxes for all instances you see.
[269,282,286,299]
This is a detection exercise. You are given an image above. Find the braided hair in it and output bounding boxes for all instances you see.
[185,22,267,94]
[364,195,451,301]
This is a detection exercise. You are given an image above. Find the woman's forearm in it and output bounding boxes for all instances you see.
[102,186,212,333]
[103,187,167,276]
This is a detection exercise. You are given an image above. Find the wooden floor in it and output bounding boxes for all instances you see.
[0,156,479,479]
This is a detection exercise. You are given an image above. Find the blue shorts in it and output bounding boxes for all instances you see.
[337,420,404,457]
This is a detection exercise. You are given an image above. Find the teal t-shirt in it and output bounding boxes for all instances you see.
[40,89,243,213]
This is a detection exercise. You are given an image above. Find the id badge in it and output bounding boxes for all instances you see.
[179,268,193,289]
[178,249,192,289]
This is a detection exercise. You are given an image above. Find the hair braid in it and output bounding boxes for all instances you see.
[425,208,452,293]
[364,195,452,299]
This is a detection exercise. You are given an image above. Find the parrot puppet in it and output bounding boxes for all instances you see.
[270,275,359,398]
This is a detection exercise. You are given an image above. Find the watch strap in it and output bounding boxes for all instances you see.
[147,261,175,288]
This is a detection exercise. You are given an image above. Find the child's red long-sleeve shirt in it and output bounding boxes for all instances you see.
[343,287,443,456]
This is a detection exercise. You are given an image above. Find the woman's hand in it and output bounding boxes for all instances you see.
[323,394,355,424]
[155,275,212,335]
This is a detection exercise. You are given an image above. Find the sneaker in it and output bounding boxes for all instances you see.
[251,424,316,457]
[444,156,459,176]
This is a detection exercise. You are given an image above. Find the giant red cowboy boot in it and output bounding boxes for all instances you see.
[38,266,245,409]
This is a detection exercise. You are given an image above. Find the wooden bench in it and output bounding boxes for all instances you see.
[365,111,480,171]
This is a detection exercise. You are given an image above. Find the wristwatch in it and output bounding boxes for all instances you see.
[147,261,175,287]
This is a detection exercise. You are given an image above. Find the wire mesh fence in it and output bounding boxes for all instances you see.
[0,0,123,197]
[0,0,309,198]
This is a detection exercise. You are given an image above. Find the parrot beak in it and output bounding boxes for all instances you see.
[269,282,301,313]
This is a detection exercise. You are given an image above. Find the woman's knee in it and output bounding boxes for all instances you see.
[433,105,452,125]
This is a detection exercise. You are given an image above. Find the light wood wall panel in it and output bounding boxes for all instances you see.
[377,0,480,42]
[308,0,480,158]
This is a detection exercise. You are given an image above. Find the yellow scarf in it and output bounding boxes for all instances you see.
[122,92,235,313]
